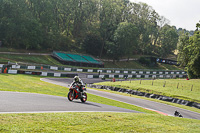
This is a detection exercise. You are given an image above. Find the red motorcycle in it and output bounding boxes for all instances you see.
[68,84,87,103]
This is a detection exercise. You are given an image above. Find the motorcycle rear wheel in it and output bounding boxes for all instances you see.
[68,91,74,101]
[81,92,87,103]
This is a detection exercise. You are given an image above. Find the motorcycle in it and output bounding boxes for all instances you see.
[68,83,87,103]
[174,110,183,118]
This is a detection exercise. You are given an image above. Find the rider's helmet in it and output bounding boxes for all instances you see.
[74,76,79,82]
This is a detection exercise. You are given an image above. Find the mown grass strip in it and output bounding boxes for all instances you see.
[0,112,200,133]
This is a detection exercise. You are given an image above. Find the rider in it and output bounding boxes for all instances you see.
[70,76,84,92]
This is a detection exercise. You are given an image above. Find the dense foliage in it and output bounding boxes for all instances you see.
[178,22,200,78]
[0,0,179,60]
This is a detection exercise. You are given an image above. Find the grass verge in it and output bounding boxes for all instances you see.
[94,79,200,103]
[0,112,200,133]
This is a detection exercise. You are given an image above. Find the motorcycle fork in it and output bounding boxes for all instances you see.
[71,90,74,97]
[73,89,77,98]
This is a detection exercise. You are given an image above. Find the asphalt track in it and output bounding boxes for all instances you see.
[0,91,140,113]
[41,78,200,120]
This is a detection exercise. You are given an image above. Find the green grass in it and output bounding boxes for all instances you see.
[94,79,200,103]
[0,47,50,53]
[158,63,182,70]
[0,74,200,132]
[0,74,67,96]
[104,60,148,69]
[0,54,61,65]
[104,60,171,70]
[103,60,183,70]
[0,113,200,133]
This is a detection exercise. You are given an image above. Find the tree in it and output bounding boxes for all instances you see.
[177,31,190,66]
[105,41,121,61]
[82,33,103,56]
[0,0,43,49]
[99,0,125,57]
[0,0,183,58]
[113,22,138,60]
[126,2,161,55]
[178,22,200,78]
[186,30,200,78]
[157,24,179,57]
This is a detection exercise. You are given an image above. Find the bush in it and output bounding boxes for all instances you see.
[138,57,151,66]
[82,33,103,56]
[187,68,200,79]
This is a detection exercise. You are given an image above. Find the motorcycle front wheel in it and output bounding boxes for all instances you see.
[81,92,87,103]
[68,91,74,101]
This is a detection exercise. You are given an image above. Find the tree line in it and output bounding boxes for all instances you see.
[178,22,200,79]
[0,0,183,60]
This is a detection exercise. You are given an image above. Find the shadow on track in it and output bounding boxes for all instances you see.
[71,101,102,108]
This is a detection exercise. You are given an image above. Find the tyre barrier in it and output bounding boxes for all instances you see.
[87,74,187,79]
[87,84,200,109]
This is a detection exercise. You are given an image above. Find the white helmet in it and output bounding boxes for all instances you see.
[74,76,79,82]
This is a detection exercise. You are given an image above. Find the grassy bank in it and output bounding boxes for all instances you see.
[0,52,182,70]
[1,112,200,133]
[0,54,61,65]
[104,60,181,70]
[94,79,200,103]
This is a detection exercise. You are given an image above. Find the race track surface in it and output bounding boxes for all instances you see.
[41,78,200,120]
[0,91,140,113]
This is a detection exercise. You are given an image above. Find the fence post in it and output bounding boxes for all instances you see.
[163,81,166,87]
[191,85,193,91]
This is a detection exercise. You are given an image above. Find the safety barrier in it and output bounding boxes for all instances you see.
[17,70,77,77]
[8,64,186,74]
[87,74,187,79]
[0,64,77,77]
[0,64,187,78]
